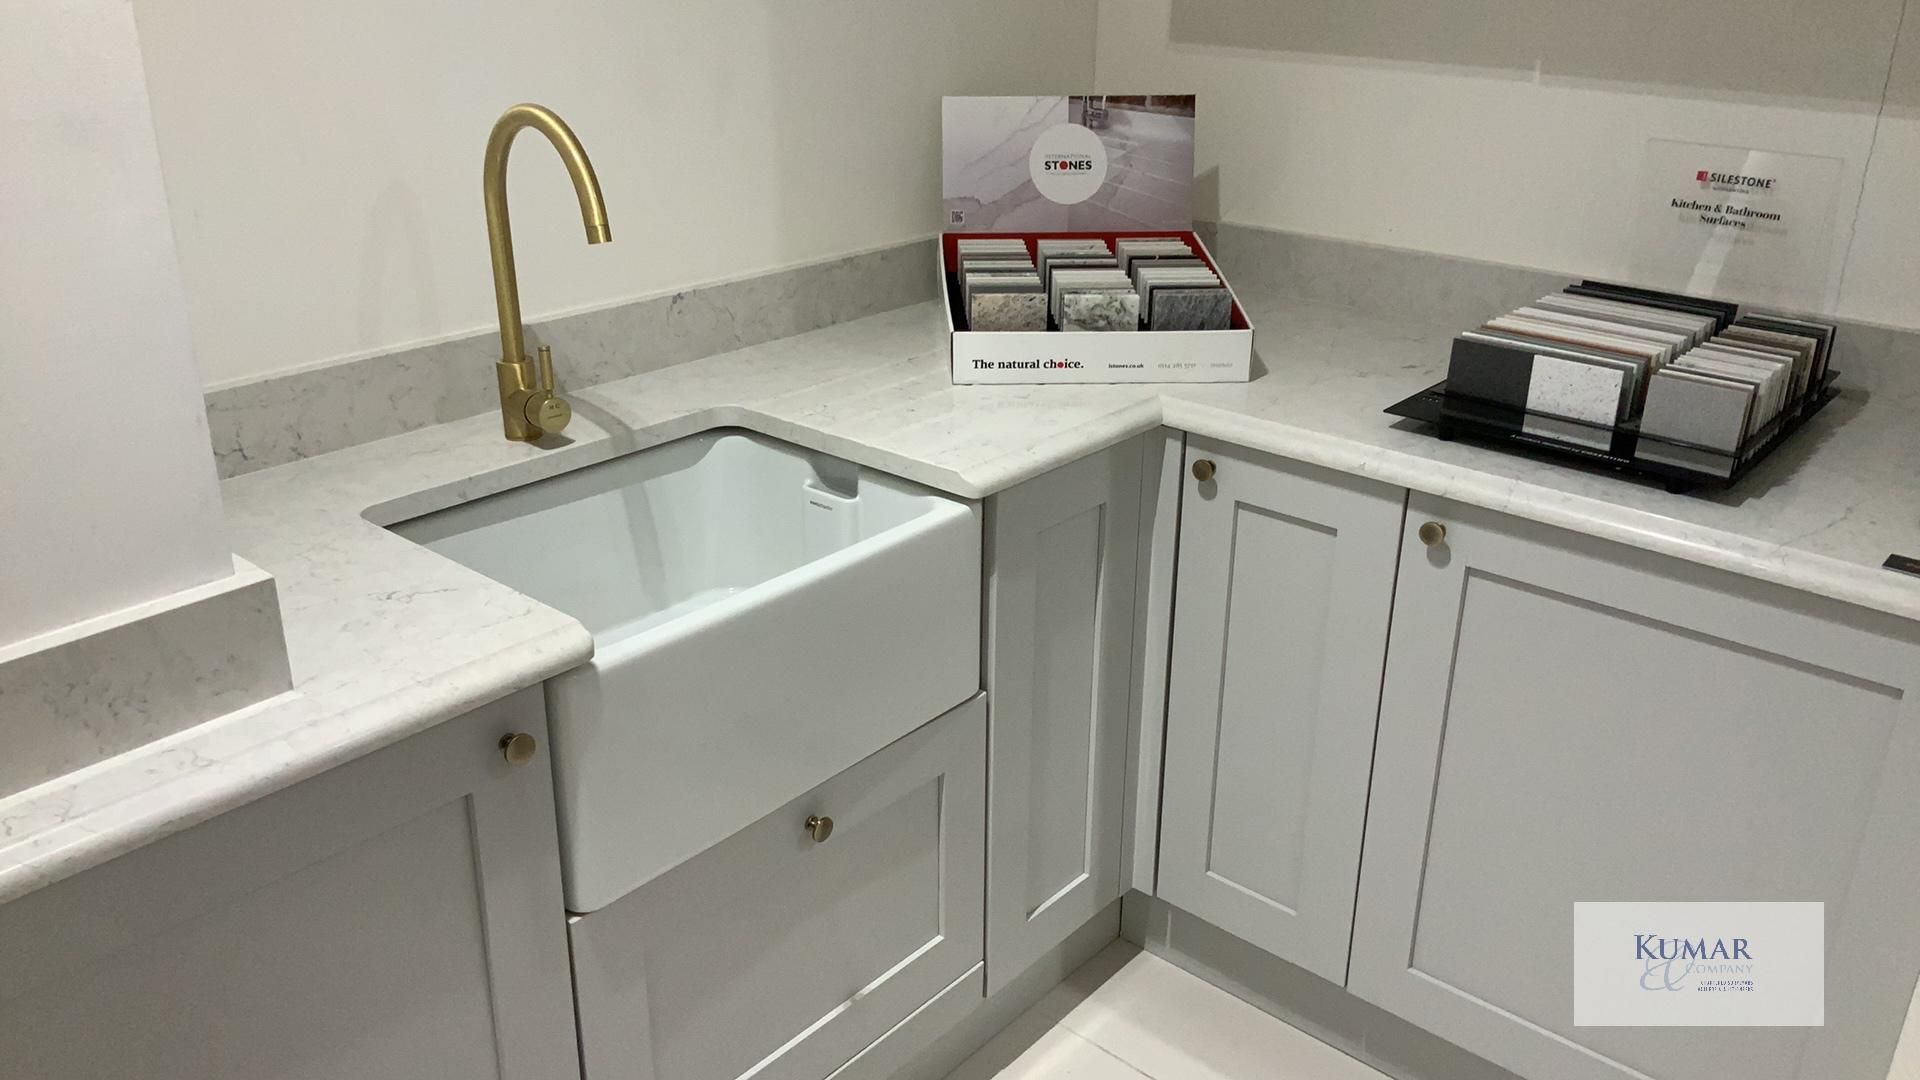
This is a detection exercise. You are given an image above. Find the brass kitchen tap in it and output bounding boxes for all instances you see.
[483,104,611,441]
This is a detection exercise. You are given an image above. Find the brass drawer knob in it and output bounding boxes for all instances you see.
[1418,521,1448,547]
[805,815,834,844]
[1191,458,1216,482]
[499,732,538,767]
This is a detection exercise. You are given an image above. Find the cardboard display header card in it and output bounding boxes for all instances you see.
[941,96,1195,233]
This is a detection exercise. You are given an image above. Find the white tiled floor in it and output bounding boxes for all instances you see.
[946,943,1390,1080]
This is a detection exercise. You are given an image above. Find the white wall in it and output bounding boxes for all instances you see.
[1094,0,1920,329]
[1,0,231,648]
[132,0,1100,387]
[1834,5,1920,328]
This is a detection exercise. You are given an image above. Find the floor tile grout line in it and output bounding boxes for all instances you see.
[1059,1025,1158,1080]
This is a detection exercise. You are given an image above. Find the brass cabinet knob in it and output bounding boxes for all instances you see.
[805,815,834,844]
[1191,458,1217,482]
[1418,521,1448,547]
[499,732,538,767]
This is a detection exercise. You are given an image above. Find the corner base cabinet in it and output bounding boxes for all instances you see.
[1156,436,1405,983]
[0,688,579,1080]
[984,439,1144,995]
[570,696,986,1080]
[1350,494,1920,1080]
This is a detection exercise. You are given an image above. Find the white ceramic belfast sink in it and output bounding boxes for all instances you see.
[392,430,980,911]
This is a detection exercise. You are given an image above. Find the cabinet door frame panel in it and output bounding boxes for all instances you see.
[985,440,1143,995]
[1157,435,1406,984]
[1351,494,1920,1080]
[1123,428,1188,895]
[0,688,578,1080]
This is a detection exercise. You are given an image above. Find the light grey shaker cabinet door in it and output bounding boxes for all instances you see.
[1157,436,1406,985]
[1350,494,1920,1080]
[0,687,578,1080]
[985,438,1144,995]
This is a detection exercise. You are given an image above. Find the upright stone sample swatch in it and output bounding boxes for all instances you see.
[1060,290,1140,332]
[1149,287,1231,331]
[970,291,1047,331]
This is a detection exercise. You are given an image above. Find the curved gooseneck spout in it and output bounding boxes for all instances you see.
[483,103,611,441]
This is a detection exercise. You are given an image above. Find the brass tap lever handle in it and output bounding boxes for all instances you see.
[519,345,571,436]
[537,346,556,393]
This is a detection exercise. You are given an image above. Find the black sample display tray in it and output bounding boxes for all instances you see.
[1384,370,1841,494]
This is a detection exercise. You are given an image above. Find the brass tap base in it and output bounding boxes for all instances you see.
[496,359,542,441]
[496,354,572,441]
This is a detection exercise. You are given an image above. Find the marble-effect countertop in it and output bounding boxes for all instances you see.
[3,293,1916,904]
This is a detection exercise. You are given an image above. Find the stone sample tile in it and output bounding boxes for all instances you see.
[970,291,1047,332]
[1061,290,1141,332]
[1149,287,1232,331]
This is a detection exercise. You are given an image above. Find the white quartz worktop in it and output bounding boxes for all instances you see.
[2,293,1915,904]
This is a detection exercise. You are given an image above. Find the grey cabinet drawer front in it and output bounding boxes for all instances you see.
[571,696,986,1080]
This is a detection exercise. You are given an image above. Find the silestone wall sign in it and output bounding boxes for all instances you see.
[1628,138,1843,312]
